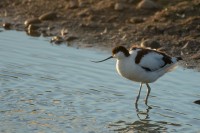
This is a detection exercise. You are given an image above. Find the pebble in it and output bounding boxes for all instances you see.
[47,26,55,31]
[61,28,68,36]
[24,18,41,27]
[39,12,57,21]
[27,24,40,31]
[141,39,161,49]
[67,1,79,9]
[136,0,161,10]
[65,36,78,42]
[3,22,11,30]
[26,30,41,37]
[190,52,200,60]
[50,36,64,44]
[114,3,124,11]
[41,30,52,37]
[77,9,91,17]
[194,100,200,105]
[78,0,89,7]
[128,17,144,24]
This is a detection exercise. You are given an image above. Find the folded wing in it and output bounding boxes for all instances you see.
[136,49,173,72]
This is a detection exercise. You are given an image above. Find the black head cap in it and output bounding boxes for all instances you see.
[112,46,130,57]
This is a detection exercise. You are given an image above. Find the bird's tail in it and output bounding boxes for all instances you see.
[160,57,183,72]
[155,56,182,79]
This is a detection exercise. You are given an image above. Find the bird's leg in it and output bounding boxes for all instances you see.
[135,83,143,104]
[145,83,151,105]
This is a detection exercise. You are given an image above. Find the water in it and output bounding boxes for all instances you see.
[0,29,200,133]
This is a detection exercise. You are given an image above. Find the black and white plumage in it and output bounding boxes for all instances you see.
[92,46,182,104]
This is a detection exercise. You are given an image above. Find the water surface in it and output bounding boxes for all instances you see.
[0,29,200,133]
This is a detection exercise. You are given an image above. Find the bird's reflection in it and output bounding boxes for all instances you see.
[110,99,183,132]
[110,103,168,132]
[135,102,152,120]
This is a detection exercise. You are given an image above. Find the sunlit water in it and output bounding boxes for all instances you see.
[0,29,200,133]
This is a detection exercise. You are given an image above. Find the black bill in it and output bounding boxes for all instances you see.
[91,56,113,63]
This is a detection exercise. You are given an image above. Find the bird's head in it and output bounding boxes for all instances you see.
[91,46,130,63]
[112,46,130,59]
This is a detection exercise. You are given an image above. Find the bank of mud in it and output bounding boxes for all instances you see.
[0,0,200,69]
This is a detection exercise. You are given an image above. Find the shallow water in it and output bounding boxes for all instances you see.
[0,29,200,133]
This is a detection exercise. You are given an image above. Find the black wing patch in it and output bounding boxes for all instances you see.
[141,66,152,71]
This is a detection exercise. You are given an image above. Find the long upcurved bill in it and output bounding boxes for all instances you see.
[91,56,113,63]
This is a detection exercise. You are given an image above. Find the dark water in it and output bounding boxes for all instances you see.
[0,29,200,133]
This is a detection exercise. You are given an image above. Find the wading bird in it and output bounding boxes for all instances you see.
[92,46,182,105]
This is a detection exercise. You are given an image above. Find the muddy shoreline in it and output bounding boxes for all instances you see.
[0,0,200,69]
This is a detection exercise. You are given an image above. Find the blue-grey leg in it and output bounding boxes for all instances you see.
[145,83,151,104]
[135,83,143,104]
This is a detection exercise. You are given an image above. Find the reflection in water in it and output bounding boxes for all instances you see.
[113,118,181,133]
[0,29,200,132]
[111,103,182,132]
[135,103,151,120]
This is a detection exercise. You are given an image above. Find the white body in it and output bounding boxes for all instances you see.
[115,49,178,83]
